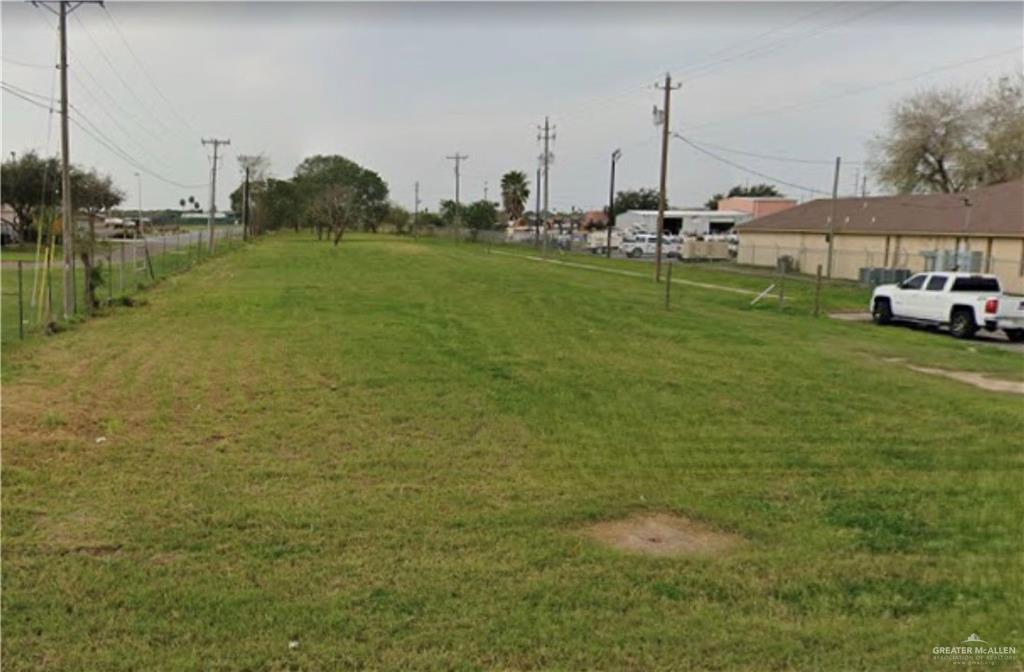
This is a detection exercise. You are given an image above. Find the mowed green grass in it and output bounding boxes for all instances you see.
[2,233,1022,671]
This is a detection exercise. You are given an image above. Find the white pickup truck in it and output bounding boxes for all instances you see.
[871,272,1024,341]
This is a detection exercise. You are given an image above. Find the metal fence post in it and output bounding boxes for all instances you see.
[119,241,125,295]
[778,266,786,310]
[17,260,24,340]
[108,255,113,303]
[813,264,823,317]
[665,261,672,310]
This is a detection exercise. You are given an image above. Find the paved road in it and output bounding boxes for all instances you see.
[830,311,1024,352]
[1,227,242,269]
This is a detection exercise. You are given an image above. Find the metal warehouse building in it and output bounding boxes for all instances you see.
[735,179,1024,293]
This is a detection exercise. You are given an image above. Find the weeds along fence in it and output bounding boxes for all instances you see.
[422,226,1023,301]
[417,227,874,315]
[2,226,244,345]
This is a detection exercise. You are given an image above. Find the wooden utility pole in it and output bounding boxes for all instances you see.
[446,153,468,232]
[241,165,250,241]
[534,166,542,247]
[413,181,420,237]
[826,156,841,279]
[606,149,621,259]
[34,0,105,318]
[654,73,681,283]
[201,138,230,252]
[537,117,556,225]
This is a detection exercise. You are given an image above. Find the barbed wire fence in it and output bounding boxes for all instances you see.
[3,225,244,344]
[415,225,1024,316]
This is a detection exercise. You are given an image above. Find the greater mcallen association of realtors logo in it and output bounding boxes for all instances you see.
[932,633,1018,666]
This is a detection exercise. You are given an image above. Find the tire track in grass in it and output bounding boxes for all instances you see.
[488,249,774,297]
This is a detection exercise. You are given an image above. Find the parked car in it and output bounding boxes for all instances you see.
[621,233,679,259]
[871,272,1024,341]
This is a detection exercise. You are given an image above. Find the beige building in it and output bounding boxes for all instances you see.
[735,179,1024,293]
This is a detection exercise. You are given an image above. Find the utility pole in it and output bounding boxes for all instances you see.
[446,153,468,232]
[606,149,621,259]
[483,180,489,202]
[537,117,556,227]
[654,73,681,283]
[535,166,542,246]
[241,166,250,241]
[202,138,230,252]
[826,156,841,279]
[861,175,867,198]
[135,172,142,236]
[413,181,420,237]
[34,0,103,319]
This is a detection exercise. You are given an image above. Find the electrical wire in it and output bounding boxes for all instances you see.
[101,4,200,135]
[686,46,1022,132]
[674,133,832,195]
[2,82,206,190]
[678,3,898,85]
[680,136,865,166]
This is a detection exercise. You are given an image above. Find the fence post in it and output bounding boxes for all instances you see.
[813,264,823,317]
[144,245,156,281]
[107,255,113,303]
[119,242,125,295]
[17,260,24,340]
[665,261,673,310]
[778,266,786,310]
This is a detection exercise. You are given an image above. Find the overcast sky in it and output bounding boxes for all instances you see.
[2,2,1021,213]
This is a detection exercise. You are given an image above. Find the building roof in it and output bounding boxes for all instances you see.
[736,179,1024,237]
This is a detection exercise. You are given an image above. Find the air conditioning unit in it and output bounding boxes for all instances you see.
[776,255,798,274]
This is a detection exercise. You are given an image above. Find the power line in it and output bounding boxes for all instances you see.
[668,3,840,81]
[3,80,206,189]
[673,133,832,195]
[686,46,1022,132]
[679,3,897,85]
[101,4,199,136]
[70,12,181,138]
[1,56,54,69]
[681,136,865,166]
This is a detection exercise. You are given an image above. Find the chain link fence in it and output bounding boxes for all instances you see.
[2,226,243,345]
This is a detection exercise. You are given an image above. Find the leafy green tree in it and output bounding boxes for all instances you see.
[74,168,124,310]
[386,203,411,234]
[464,200,499,236]
[1,151,60,240]
[500,170,530,222]
[438,199,458,227]
[293,154,389,234]
[613,188,661,215]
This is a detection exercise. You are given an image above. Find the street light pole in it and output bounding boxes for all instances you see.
[606,149,621,259]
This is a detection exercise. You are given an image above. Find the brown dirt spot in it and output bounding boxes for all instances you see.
[584,513,743,558]
[885,358,1024,395]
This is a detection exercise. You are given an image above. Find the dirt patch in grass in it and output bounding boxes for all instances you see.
[584,513,743,558]
[886,358,1024,395]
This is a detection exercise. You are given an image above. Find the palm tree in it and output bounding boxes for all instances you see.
[500,171,530,223]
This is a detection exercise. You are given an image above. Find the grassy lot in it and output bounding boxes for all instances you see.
[2,232,1022,670]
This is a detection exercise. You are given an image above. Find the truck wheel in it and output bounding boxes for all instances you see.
[872,298,893,325]
[1005,329,1024,343]
[949,308,978,339]
[628,248,642,258]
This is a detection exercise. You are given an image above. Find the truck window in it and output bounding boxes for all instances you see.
[951,276,1001,292]
[926,275,948,291]
[902,274,926,290]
